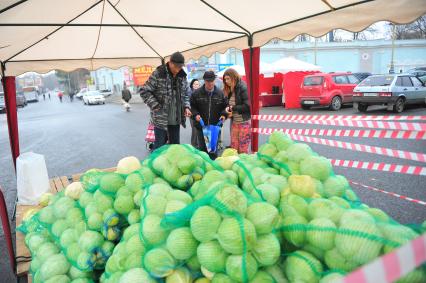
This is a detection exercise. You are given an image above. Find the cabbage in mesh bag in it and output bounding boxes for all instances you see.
[18,217,95,282]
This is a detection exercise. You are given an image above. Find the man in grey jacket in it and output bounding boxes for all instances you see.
[139,52,192,149]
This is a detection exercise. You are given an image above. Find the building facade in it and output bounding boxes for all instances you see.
[213,39,426,74]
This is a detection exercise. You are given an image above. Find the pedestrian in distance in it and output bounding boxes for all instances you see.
[223,68,251,154]
[190,71,227,153]
[69,91,74,102]
[188,78,201,148]
[139,51,192,150]
[58,91,63,103]
[48,92,51,100]
[122,84,132,112]
[43,92,46,100]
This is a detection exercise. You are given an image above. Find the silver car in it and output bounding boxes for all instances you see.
[0,92,5,113]
[353,74,426,113]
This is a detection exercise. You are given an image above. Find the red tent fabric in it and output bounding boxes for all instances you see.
[3,77,20,169]
[242,48,260,153]
[283,71,319,109]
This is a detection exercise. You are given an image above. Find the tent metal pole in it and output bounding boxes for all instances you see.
[0,0,28,16]
[106,0,163,62]
[8,57,161,63]
[200,0,249,35]
[1,61,20,222]
[0,23,246,35]
[5,0,104,63]
[0,62,19,170]
[242,36,260,153]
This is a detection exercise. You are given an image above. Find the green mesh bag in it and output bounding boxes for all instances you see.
[19,138,425,283]
[18,216,96,282]
[146,144,223,191]
[101,144,280,282]
[19,159,156,274]
[244,131,425,282]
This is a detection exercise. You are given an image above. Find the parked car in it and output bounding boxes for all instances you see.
[352,72,372,82]
[75,88,88,99]
[0,92,27,112]
[22,86,39,102]
[16,92,27,107]
[300,72,360,110]
[99,89,113,97]
[353,74,426,113]
[82,90,106,105]
[407,67,426,78]
[0,92,5,113]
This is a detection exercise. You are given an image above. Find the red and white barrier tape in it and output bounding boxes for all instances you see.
[252,114,426,121]
[349,181,426,206]
[253,116,426,131]
[338,233,426,283]
[288,135,426,163]
[252,127,426,140]
[331,159,426,176]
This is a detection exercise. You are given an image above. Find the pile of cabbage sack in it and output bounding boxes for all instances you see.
[19,132,426,283]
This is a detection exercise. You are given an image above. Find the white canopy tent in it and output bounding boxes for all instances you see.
[263,57,322,75]
[216,62,273,77]
[1,2,426,277]
[1,0,426,161]
[0,0,425,75]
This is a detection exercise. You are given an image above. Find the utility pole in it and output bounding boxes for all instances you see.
[314,37,318,65]
[389,24,396,74]
[67,72,71,94]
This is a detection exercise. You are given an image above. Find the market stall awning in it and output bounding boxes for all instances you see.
[264,57,322,74]
[1,0,425,75]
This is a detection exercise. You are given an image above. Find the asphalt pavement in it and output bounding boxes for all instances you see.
[0,94,425,281]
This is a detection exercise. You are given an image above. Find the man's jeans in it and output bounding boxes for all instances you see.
[154,125,180,150]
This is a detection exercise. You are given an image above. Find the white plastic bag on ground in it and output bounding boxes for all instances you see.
[17,152,50,205]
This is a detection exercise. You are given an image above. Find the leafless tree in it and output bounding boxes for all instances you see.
[296,34,310,42]
[352,26,380,40]
[388,15,426,39]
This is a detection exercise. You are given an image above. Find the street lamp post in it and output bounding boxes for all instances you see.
[389,24,396,74]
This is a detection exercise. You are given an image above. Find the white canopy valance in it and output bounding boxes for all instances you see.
[0,0,425,75]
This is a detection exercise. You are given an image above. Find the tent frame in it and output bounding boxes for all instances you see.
[1,0,423,165]
[0,0,265,167]
[1,0,425,276]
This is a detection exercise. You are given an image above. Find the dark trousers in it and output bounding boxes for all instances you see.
[195,127,208,153]
[154,125,180,150]
[190,119,198,148]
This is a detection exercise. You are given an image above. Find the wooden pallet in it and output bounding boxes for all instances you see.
[15,167,117,278]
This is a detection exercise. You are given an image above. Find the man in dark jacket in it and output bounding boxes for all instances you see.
[122,84,132,103]
[190,71,227,152]
[139,52,192,149]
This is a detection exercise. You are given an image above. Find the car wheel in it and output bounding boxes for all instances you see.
[330,96,342,111]
[357,103,368,112]
[301,105,311,110]
[393,98,405,113]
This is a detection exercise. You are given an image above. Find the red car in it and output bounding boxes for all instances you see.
[300,72,360,110]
